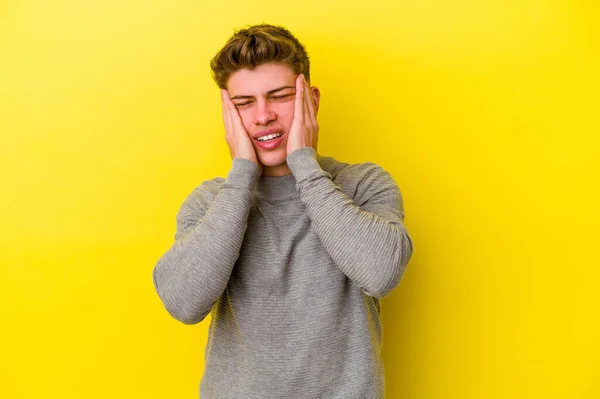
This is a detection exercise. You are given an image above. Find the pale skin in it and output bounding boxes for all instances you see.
[220,63,321,176]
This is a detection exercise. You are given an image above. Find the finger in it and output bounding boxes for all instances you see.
[226,91,246,135]
[222,89,234,115]
[294,74,304,124]
[221,90,233,133]
[303,80,315,127]
[303,82,311,125]
[305,80,317,121]
[221,90,229,128]
[223,90,245,129]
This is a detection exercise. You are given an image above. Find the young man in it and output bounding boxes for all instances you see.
[153,24,413,398]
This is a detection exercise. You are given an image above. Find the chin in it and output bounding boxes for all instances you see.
[257,148,287,167]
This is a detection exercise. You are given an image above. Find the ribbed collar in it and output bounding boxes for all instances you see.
[253,172,299,201]
[252,153,344,201]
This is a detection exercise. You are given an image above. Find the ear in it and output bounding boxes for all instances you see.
[310,86,321,115]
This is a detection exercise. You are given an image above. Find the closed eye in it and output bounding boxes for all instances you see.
[233,92,294,108]
[270,93,294,101]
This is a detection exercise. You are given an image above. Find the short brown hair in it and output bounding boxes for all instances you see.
[210,24,310,89]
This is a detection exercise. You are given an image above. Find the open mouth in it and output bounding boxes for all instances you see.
[256,132,282,142]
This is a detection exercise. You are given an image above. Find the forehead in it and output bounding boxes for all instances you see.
[226,63,297,94]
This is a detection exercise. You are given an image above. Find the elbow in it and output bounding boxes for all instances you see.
[360,260,404,298]
[363,230,413,299]
[160,290,211,325]
[171,307,210,326]
[158,291,212,326]
[362,265,405,299]
[152,267,211,325]
[399,229,414,270]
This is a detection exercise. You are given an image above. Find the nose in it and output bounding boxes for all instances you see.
[254,99,277,126]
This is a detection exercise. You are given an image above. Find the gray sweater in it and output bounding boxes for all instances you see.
[153,147,413,398]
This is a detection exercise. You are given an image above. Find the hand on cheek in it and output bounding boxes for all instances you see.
[287,74,319,155]
[221,89,262,174]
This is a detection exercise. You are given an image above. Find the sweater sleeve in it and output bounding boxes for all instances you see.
[152,158,260,325]
[286,147,413,298]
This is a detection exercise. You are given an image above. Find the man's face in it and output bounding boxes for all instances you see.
[226,63,319,176]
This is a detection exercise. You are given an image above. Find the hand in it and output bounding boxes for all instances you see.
[287,74,319,155]
[221,89,262,173]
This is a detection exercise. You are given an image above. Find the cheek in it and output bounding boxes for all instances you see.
[237,109,254,131]
[274,102,296,125]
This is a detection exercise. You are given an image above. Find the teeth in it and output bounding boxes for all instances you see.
[257,133,282,142]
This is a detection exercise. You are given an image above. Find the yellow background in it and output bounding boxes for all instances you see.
[1,0,598,398]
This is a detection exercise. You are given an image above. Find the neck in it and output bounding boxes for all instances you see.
[261,163,292,177]
[254,169,298,201]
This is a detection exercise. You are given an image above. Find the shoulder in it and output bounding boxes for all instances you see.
[177,176,225,217]
[318,154,399,204]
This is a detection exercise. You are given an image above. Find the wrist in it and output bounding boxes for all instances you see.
[233,154,257,163]
[226,158,261,190]
[287,141,315,155]
[231,148,258,164]
[286,147,327,183]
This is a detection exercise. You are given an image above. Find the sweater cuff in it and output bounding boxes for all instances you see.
[225,158,260,191]
[287,147,327,183]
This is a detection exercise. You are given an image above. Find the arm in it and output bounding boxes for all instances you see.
[287,147,413,298]
[152,159,259,325]
[285,74,412,298]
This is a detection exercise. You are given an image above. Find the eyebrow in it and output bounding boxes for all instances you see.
[230,85,296,100]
